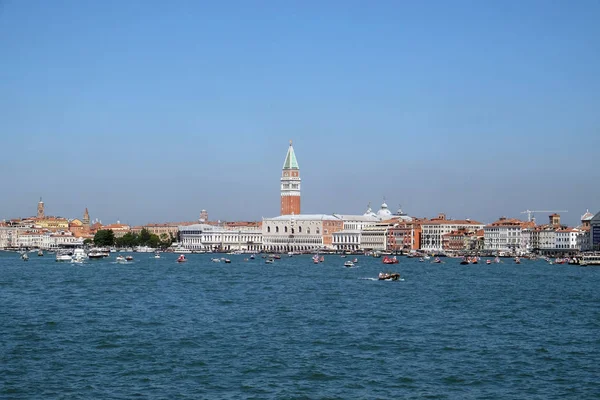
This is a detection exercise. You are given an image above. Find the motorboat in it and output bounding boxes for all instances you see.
[353,258,358,263]
[249,254,255,260]
[223,258,231,264]
[460,257,469,265]
[21,253,29,261]
[382,256,399,264]
[319,256,324,263]
[273,254,281,260]
[37,249,44,256]
[154,252,161,259]
[288,252,294,257]
[125,255,133,261]
[265,258,274,264]
[433,257,441,264]
[486,259,492,265]
[419,258,424,262]
[378,272,400,281]
[344,261,355,268]
[312,254,320,264]
[72,249,87,263]
[177,254,187,263]
[88,250,105,259]
[514,257,521,264]
[56,253,73,262]
[211,258,221,263]
[116,256,127,264]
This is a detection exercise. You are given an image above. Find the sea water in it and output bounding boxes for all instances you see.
[1,252,598,399]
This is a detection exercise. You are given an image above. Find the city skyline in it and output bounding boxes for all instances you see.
[1,1,598,226]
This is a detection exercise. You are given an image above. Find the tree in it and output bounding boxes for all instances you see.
[159,233,172,249]
[148,234,160,249]
[120,232,138,248]
[94,230,115,247]
[139,228,151,246]
[83,238,93,245]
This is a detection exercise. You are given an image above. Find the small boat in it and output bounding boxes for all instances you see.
[37,250,43,256]
[419,258,424,262]
[433,257,441,263]
[154,252,161,259]
[273,254,281,260]
[460,257,469,265]
[177,254,187,263]
[383,256,399,264]
[223,258,231,264]
[250,254,255,260]
[288,252,294,257]
[378,272,400,281]
[55,253,72,262]
[211,258,221,263]
[344,261,355,268]
[116,256,127,264]
[471,257,479,264]
[494,256,501,264]
[353,258,358,263]
[125,255,133,261]
[514,257,521,264]
[312,255,320,264]
[341,255,346,258]
[88,250,104,259]
[319,256,324,263]
[21,253,29,261]
[265,258,274,264]
[486,259,491,265]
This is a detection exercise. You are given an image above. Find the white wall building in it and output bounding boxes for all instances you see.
[422,215,483,252]
[360,225,389,251]
[483,218,530,253]
[332,230,361,251]
[555,228,581,251]
[261,214,342,252]
[179,224,262,252]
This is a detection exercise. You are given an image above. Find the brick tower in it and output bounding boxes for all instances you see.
[280,140,301,215]
[37,197,45,219]
[83,208,90,227]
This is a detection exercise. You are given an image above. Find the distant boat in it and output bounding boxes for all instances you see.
[486,259,491,265]
[177,254,187,263]
[382,256,398,264]
[250,254,255,260]
[154,252,161,259]
[21,253,29,261]
[344,261,355,268]
[37,250,43,257]
[116,256,127,264]
[378,272,400,281]
[56,252,72,262]
[265,258,274,264]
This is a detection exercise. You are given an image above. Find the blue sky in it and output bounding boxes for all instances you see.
[1,0,598,226]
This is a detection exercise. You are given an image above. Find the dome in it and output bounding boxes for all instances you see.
[376,202,392,220]
[363,203,377,218]
[582,210,594,221]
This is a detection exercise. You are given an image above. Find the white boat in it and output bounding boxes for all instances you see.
[211,258,221,263]
[21,253,29,261]
[56,253,73,262]
[72,249,87,263]
[116,256,127,264]
[344,261,355,268]
[154,253,161,259]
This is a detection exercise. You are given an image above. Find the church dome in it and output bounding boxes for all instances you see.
[376,202,392,220]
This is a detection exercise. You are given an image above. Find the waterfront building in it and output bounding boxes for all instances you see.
[483,217,533,254]
[555,228,581,251]
[331,207,380,251]
[0,226,22,248]
[280,141,301,216]
[100,222,131,238]
[421,214,483,252]
[590,211,600,251]
[179,223,262,252]
[360,223,390,251]
[578,210,594,251]
[442,229,479,253]
[17,231,48,249]
[387,219,424,252]
[262,214,341,252]
[35,217,69,232]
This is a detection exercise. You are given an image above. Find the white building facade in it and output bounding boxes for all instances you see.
[261,214,342,252]
[179,224,262,252]
[422,215,483,252]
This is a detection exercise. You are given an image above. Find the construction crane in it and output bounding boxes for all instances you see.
[521,210,568,222]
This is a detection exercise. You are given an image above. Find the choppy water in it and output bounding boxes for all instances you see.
[1,252,599,399]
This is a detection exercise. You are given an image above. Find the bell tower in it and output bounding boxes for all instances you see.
[37,197,45,219]
[280,140,301,215]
